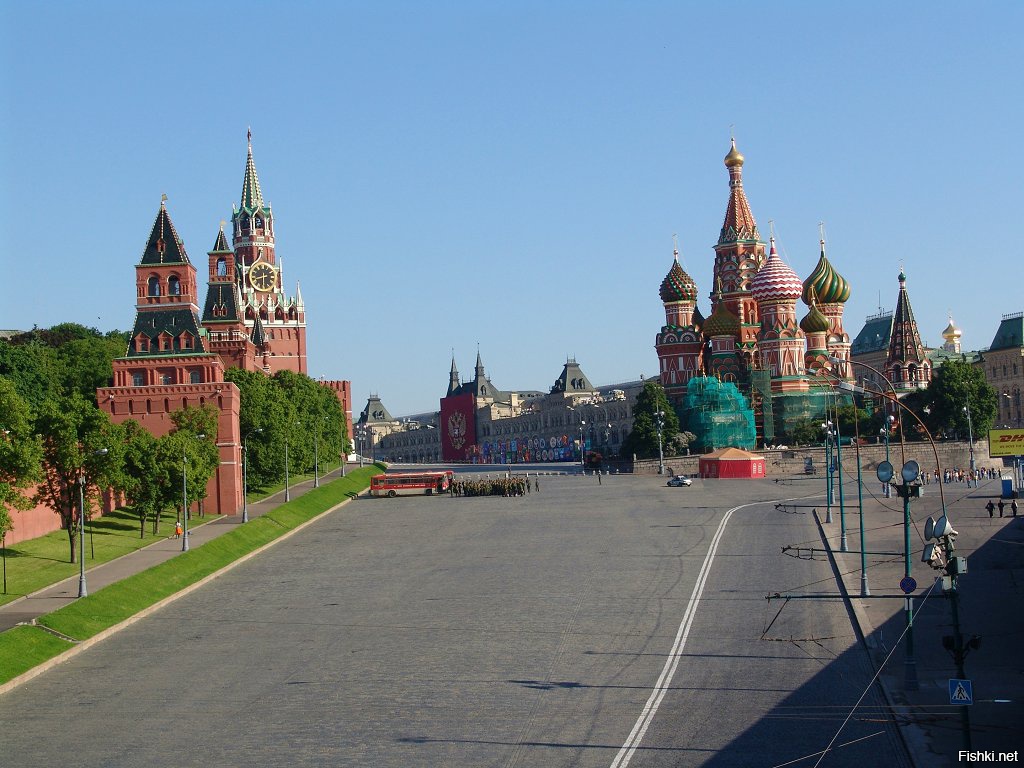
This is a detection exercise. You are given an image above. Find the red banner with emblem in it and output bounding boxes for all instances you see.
[441,393,477,461]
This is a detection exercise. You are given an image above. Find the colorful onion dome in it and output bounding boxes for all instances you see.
[659,252,698,303]
[751,238,804,303]
[703,298,740,338]
[724,138,744,168]
[802,240,851,305]
[800,295,831,334]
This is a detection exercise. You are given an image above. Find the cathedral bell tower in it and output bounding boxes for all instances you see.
[711,139,767,370]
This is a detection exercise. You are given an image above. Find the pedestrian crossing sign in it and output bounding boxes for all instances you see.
[949,679,973,705]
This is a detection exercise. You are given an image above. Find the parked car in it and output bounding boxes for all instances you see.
[667,475,692,487]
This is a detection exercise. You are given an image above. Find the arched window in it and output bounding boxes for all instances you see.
[168,275,181,295]
[148,276,161,296]
[216,257,227,277]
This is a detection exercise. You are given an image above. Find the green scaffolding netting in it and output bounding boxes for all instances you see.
[683,377,756,451]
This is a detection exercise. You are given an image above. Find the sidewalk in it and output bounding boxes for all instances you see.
[819,473,1024,766]
[0,465,358,634]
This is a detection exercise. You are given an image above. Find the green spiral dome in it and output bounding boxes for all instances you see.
[802,246,851,305]
[800,302,831,334]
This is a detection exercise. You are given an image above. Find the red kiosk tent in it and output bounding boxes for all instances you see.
[699,447,766,479]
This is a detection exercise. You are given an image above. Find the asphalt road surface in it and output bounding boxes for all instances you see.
[1,472,911,767]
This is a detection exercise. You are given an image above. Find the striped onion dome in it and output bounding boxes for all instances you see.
[800,295,831,334]
[751,238,804,303]
[659,253,698,303]
[801,240,851,305]
[703,298,740,338]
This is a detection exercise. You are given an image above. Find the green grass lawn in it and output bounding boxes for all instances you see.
[0,465,380,686]
[0,507,221,607]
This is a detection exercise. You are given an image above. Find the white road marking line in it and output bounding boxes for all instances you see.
[609,500,755,767]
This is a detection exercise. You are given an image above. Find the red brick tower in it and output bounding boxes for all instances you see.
[201,224,258,371]
[232,133,307,374]
[711,139,768,374]
[98,200,243,515]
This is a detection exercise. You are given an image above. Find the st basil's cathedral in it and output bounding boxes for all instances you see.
[654,140,874,443]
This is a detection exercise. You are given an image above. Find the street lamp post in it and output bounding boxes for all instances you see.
[880,414,895,498]
[579,419,586,467]
[182,434,206,552]
[284,436,291,502]
[655,410,665,475]
[313,422,321,489]
[963,401,975,485]
[242,428,263,523]
[77,476,88,597]
[822,422,833,524]
[77,448,109,597]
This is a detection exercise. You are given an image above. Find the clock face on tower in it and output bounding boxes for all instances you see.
[249,262,276,292]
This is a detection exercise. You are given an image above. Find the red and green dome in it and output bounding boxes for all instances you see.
[660,257,698,303]
[802,241,851,305]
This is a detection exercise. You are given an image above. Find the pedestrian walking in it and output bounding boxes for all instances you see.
[998,499,1005,517]
[1013,499,1019,517]
[534,476,540,492]
[174,521,183,538]
[986,500,995,518]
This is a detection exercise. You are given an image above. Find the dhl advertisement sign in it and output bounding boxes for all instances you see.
[989,428,1024,457]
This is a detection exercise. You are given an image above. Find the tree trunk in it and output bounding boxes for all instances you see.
[67,522,77,564]
[139,512,146,539]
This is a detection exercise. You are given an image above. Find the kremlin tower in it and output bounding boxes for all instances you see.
[887,270,932,391]
[97,134,352,514]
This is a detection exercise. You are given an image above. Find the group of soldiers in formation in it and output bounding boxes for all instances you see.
[449,474,538,497]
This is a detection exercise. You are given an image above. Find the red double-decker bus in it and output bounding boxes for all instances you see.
[370,471,454,498]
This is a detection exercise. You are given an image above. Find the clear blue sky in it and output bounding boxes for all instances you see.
[2,1,1020,417]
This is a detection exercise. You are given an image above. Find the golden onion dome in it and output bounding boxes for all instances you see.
[942,316,962,340]
[724,138,745,168]
[703,299,741,338]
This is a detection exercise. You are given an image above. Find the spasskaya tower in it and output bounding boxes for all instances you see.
[228,131,307,374]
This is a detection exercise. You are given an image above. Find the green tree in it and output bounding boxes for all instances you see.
[924,359,998,439]
[117,420,162,537]
[0,377,44,516]
[0,339,59,412]
[33,394,120,563]
[621,381,680,460]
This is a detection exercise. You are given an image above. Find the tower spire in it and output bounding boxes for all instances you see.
[240,130,264,211]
